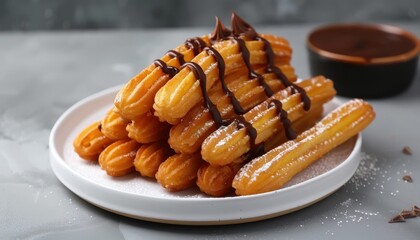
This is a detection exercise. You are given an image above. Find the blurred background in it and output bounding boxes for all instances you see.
[1,0,419,31]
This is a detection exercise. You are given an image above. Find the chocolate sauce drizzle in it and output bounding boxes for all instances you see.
[231,12,258,40]
[204,46,246,115]
[178,13,312,159]
[181,62,224,127]
[167,50,186,65]
[153,59,179,78]
[258,37,311,111]
[235,115,258,149]
[210,17,232,43]
[185,37,207,55]
[269,99,297,140]
[234,37,275,97]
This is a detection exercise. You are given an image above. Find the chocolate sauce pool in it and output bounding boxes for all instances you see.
[309,25,416,60]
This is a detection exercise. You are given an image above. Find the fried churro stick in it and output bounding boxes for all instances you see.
[169,65,296,153]
[196,160,244,197]
[263,104,323,151]
[100,107,129,140]
[155,153,203,191]
[114,36,211,120]
[126,113,171,144]
[99,139,141,177]
[201,76,336,166]
[134,142,173,178]
[196,105,323,197]
[153,35,292,124]
[73,121,114,161]
[233,99,375,195]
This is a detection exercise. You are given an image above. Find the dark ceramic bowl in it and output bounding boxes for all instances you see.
[307,23,420,98]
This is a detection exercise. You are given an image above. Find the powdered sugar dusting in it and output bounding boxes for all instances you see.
[284,136,357,186]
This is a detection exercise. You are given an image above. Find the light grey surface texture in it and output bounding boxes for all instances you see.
[1,23,420,239]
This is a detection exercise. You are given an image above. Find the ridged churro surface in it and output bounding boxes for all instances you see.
[201,76,336,166]
[99,139,141,177]
[72,13,375,197]
[233,99,375,195]
[100,107,129,140]
[73,121,114,161]
[155,153,203,191]
[134,142,173,178]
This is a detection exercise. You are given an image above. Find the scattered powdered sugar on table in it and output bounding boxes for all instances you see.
[317,150,414,236]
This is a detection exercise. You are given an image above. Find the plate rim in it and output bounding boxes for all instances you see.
[49,86,362,224]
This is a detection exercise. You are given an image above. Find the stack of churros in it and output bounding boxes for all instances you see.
[73,13,375,197]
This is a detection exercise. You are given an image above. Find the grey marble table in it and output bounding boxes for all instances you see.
[1,23,420,239]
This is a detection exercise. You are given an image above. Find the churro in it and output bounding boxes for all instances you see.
[126,112,171,144]
[73,121,114,161]
[233,99,375,195]
[114,36,210,120]
[99,139,141,177]
[201,76,335,166]
[153,20,292,124]
[134,142,173,178]
[100,107,129,140]
[72,13,375,198]
[197,105,323,196]
[155,152,203,191]
[169,65,296,153]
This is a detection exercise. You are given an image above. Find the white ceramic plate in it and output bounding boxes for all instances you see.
[49,86,361,225]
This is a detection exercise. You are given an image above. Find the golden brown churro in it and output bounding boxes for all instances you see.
[114,36,211,120]
[134,142,173,178]
[169,65,297,154]
[73,121,114,161]
[201,76,336,166]
[100,107,129,140]
[99,139,141,177]
[155,153,203,191]
[196,105,323,196]
[153,35,292,124]
[73,13,375,197]
[233,99,375,195]
[126,112,171,144]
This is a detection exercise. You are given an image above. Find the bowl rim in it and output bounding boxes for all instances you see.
[307,23,420,65]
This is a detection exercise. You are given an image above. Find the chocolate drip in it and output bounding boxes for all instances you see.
[167,50,186,65]
[205,46,246,115]
[231,13,258,39]
[235,115,258,149]
[185,37,207,55]
[153,59,179,78]
[234,37,274,97]
[181,62,224,127]
[258,37,311,111]
[210,17,232,43]
[246,143,266,162]
[230,12,310,111]
[98,122,102,131]
[269,99,297,140]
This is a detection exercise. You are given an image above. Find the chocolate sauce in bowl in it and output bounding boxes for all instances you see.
[308,25,417,61]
